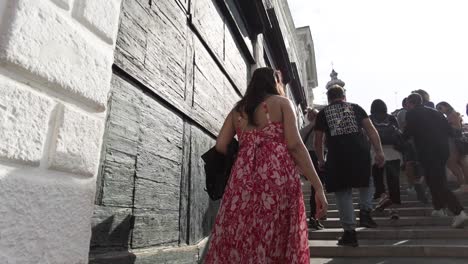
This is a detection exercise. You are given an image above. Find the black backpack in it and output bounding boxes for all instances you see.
[201,139,239,200]
[371,115,401,145]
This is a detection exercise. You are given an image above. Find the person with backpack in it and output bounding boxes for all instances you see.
[369,99,403,219]
[300,108,325,229]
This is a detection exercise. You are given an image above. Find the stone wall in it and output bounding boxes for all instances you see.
[90,0,247,262]
[0,0,122,263]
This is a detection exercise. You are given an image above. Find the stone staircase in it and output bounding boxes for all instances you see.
[302,181,468,263]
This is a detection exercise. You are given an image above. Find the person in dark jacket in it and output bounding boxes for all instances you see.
[404,93,468,228]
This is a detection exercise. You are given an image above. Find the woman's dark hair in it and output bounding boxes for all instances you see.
[370,99,388,115]
[436,101,454,113]
[235,67,284,125]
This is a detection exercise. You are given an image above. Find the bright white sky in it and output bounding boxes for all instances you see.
[289,0,468,116]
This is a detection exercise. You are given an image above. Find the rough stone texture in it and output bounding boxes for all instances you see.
[99,76,141,207]
[0,75,55,165]
[178,122,192,245]
[0,0,113,110]
[73,0,122,44]
[192,0,225,61]
[224,24,249,95]
[100,149,136,207]
[192,39,229,132]
[133,178,179,211]
[91,0,252,260]
[0,165,96,264]
[90,206,133,250]
[224,77,242,114]
[132,96,183,247]
[50,0,71,10]
[49,105,103,177]
[189,126,219,244]
[89,244,200,264]
[132,209,179,248]
[115,0,188,111]
[136,103,183,184]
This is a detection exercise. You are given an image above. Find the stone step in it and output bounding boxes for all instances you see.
[307,207,437,218]
[303,195,468,206]
[320,216,455,228]
[322,201,432,211]
[310,257,468,264]
[304,192,412,199]
[313,199,468,211]
[309,239,468,257]
[308,227,468,240]
[303,195,412,203]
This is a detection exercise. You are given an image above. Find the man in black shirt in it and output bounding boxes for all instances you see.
[404,93,468,228]
[315,86,385,247]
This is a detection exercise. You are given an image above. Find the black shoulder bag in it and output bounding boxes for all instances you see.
[201,139,239,200]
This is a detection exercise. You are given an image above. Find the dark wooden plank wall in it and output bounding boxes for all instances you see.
[91,0,250,255]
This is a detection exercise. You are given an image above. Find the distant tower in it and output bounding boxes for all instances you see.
[326,69,345,90]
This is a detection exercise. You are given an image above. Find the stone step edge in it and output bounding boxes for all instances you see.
[308,244,468,258]
[308,229,468,239]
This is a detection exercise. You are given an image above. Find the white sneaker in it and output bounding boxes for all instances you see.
[431,209,448,217]
[452,211,468,228]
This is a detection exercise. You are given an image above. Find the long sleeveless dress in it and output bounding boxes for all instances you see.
[205,104,310,264]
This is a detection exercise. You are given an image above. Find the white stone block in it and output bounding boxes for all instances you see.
[51,0,72,10]
[0,166,95,264]
[73,0,122,44]
[0,75,55,165]
[49,105,103,177]
[0,0,113,110]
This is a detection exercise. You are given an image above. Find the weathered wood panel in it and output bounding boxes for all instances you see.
[100,76,141,207]
[132,209,179,248]
[131,94,183,247]
[115,0,189,112]
[225,23,249,95]
[189,126,220,244]
[136,105,183,183]
[224,77,242,113]
[90,206,133,249]
[114,0,149,72]
[192,39,228,132]
[192,0,225,61]
[179,121,192,245]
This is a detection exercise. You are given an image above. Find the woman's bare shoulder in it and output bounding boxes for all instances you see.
[267,95,291,106]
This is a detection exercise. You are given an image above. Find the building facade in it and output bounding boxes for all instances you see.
[0,0,317,263]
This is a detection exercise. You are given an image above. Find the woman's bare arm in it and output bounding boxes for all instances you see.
[215,111,236,154]
[282,99,324,192]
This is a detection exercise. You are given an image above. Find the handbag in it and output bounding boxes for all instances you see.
[201,139,239,200]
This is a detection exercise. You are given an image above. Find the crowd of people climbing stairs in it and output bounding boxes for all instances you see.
[202,67,468,263]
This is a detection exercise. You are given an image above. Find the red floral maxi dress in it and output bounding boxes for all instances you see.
[205,105,310,264]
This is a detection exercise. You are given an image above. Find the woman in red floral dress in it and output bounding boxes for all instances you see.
[205,68,328,264]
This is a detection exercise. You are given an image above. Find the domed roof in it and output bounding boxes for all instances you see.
[326,69,345,90]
